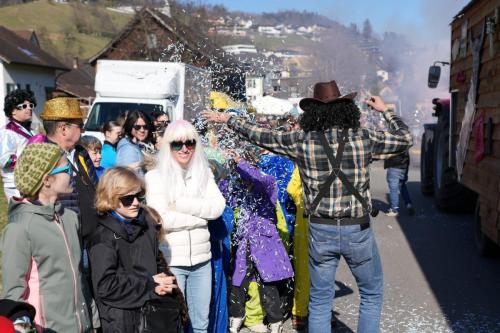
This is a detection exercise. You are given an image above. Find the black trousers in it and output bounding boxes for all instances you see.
[229,265,283,324]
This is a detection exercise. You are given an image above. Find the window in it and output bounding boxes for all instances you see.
[84,102,163,132]
[247,79,256,88]
[147,34,158,49]
[6,83,19,93]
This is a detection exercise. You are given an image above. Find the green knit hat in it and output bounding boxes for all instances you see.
[14,143,64,197]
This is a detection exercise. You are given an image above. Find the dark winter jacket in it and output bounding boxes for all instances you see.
[88,210,172,333]
[384,150,410,169]
[46,138,98,241]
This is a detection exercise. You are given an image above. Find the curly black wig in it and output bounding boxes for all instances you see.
[4,89,36,118]
[299,100,361,132]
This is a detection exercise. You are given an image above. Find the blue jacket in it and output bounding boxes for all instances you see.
[100,141,117,169]
[116,137,143,176]
[208,206,234,333]
[258,154,296,235]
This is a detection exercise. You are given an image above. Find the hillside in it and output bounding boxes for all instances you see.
[0,0,132,63]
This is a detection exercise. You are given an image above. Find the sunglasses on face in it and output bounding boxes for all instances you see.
[170,140,196,151]
[48,162,72,176]
[16,103,35,110]
[133,124,148,131]
[119,190,145,207]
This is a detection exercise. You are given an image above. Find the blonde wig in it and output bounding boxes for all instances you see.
[155,120,210,204]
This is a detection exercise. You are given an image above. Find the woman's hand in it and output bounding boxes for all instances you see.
[153,273,178,295]
[202,111,231,124]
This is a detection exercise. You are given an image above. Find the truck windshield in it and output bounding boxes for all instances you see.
[84,102,163,131]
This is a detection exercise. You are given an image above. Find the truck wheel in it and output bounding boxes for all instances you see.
[474,201,496,257]
[435,167,477,213]
[432,113,476,212]
[420,132,434,196]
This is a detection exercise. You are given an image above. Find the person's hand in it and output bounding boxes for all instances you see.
[153,274,178,295]
[153,273,167,284]
[365,96,388,113]
[202,111,231,124]
[155,284,171,296]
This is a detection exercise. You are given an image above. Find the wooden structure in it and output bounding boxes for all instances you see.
[450,0,500,245]
[88,7,245,100]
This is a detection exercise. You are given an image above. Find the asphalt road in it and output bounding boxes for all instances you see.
[242,161,500,333]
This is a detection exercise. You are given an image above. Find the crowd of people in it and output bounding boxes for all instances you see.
[0,80,413,333]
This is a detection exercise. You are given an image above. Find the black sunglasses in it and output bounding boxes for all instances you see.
[170,140,196,151]
[133,124,148,131]
[119,190,145,207]
[16,102,35,110]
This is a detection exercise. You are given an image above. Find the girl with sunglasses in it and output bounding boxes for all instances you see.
[146,120,226,333]
[1,143,99,332]
[116,110,155,176]
[89,166,185,333]
[0,89,38,200]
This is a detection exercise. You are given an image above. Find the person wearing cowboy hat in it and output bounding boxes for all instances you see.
[202,80,413,333]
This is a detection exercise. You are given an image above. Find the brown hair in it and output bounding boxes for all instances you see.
[95,166,144,214]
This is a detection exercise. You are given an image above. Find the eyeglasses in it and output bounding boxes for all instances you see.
[65,122,84,129]
[157,120,170,126]
[170,140,196,151]
[16,103,35,110]
[133,124,148,131]
[119,190,145,207]
[48,162,72,176]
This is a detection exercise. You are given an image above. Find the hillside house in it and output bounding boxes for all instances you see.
[0,25,68,127]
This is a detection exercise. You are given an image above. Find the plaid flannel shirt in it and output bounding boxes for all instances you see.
[227,110,413,218]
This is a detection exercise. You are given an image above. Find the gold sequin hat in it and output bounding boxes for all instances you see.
[40,97,83,120]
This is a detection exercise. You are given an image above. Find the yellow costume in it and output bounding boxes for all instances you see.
[288,167,310,317]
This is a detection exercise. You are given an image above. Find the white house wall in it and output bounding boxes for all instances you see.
[1,63,57,128]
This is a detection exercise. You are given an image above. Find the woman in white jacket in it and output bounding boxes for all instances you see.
[145,120,225,333]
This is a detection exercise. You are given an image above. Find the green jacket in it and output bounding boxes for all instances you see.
[1,199,99,332]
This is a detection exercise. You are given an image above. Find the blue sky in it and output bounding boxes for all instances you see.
[195,0,468,40]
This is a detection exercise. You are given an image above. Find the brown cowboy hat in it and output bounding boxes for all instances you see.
[299,80,357,111]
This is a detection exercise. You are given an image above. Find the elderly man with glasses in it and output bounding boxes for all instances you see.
[39,97,99,243]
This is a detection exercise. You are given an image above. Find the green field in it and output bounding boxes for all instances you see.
[0,0,131,61]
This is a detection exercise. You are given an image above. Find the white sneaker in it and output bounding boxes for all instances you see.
[385,208,399,217]
[268,321,284,333]
[248,323,268,333]
[229,317,245,333]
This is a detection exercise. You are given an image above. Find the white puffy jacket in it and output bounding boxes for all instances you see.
[145,169,226,267]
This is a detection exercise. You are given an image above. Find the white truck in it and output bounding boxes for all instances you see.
[84,60,211,139]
